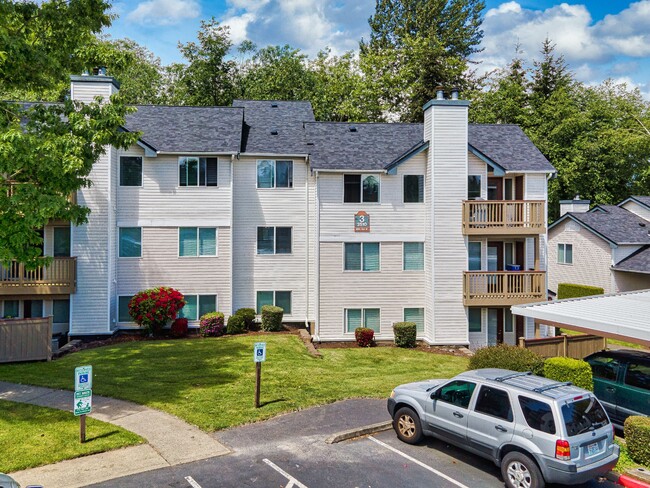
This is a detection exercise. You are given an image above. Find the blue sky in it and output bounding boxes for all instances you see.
[106,1,650,97]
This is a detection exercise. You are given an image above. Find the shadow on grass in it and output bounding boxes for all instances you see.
[259,398,288,407]
[84,429,123,442]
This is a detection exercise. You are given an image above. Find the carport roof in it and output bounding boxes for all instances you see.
[511,289,650,347]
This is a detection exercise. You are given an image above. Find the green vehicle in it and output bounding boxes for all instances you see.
[585,350,650,429]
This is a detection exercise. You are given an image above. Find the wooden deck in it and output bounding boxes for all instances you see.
[0,258,76,296]
[462,200,545,235]
[463,271,546,306]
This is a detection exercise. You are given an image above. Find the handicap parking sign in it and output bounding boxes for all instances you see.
[74,366,93,391]
[254,342,266,362]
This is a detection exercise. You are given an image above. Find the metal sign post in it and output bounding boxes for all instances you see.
[254,343,266,408]
[74,365,93,443]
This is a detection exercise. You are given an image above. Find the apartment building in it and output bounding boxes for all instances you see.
[0,75,555,348]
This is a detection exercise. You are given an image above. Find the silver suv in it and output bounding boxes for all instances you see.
[387,369,619,488]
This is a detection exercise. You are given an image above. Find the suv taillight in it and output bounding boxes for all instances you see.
[556,440,571,461]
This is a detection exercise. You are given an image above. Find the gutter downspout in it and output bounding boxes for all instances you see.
[305,156,310,333]
[314,169,321,342]
[230,154,235,317]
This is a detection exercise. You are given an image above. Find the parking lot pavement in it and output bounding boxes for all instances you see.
[88,399,620,488]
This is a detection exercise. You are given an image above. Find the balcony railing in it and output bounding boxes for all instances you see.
[462,200,545,235]
[0,258,76,296]
[463,271,546,306]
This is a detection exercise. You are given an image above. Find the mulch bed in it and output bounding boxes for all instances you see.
[314,340,469,357]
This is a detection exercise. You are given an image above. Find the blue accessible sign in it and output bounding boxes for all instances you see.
[74,365,92,391]
[254,342,266,362]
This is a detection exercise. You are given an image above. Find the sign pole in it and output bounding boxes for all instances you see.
[255,361,261,408]
[80,414,86,443]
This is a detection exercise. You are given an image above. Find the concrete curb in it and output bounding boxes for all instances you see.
[325,420,392,444]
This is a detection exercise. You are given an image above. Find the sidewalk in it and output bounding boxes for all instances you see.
[0,381,230,487]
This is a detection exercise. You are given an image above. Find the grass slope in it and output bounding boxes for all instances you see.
[0,400,143,473]
[0,334,467,431]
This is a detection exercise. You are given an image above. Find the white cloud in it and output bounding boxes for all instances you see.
[127,0,200,26]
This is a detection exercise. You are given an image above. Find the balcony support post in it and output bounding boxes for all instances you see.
[533,236,540,270]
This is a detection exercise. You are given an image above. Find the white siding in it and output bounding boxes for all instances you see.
[424,110,434,339]
[70,80,117,104]
[621,201,650,221]
[232,157,309,320]
[613,245,644,264]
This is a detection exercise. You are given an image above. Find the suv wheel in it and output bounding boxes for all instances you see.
[501,452,544,488]
[393,406,423,444]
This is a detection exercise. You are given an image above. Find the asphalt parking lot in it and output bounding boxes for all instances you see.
[89,399,619,488]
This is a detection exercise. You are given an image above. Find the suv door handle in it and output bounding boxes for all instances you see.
[495,425,507,432]
[453,411,464,418]
[605,387,616,392]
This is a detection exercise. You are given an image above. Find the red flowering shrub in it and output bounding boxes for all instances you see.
[170,318,189,338]
[129,287,185,335]
[199,312,226,337]
[355,327,375,347]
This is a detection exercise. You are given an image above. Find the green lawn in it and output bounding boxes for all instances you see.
[0,400,143,473]
[0,334,468,431]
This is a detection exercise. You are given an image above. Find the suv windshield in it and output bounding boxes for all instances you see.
[561,397,609,437]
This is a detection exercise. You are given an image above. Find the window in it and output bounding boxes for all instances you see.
[587,356,620,381]
[436,380,476,409]
[403,242,424,271]
[404,308,424,333]
[505,309,514,333]
[179,295,217,320]
[468,242,482,271]
[257,227,292,254]
[468,308,481,332]
[179,157,218,187]
[346,308,380,333]
[3,300,18,318]
[404,175,424,203]
[120,156,142,186]
[118,296,133,322]
[468,175,481,199]
[179,228,217,257]
[53,227,71,257]
[625,363,650,391]
[562,398,609,437]
[53,299,70,324]
[557,243,573,264]
[343,174,379,203]
[24,300,43,318]
[257,160,293,188]
[519,397,556,434]
[475,386,513,421]
[119,227,141,258]
[344,242,380,271]
[256,291,292,314]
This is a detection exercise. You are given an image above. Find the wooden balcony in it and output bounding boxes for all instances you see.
[462,200,545,235]
[463,271,546,306]
[0,258,76,296]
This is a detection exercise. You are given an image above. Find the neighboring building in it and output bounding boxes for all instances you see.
[0,76,556,348]
[548,196,650,296]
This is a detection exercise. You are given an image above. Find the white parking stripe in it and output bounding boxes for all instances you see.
[263,458,309,488]
[185,476,203,488]
[368,436,470,488]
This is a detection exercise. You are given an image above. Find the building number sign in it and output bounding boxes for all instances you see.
[354,211,370,232]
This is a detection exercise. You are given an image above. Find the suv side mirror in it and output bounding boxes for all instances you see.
[430,389,440,400]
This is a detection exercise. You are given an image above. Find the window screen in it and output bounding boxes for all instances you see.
[118,296,133,322]
[404,308,424,333]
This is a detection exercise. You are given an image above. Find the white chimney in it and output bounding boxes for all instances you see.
[70,72,120,104]
[560,195,590,216]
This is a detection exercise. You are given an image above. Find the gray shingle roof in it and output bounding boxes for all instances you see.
[124,105,244,153]
[613,246,650,274]
[468,124,555,173]
[305,123,424,170]
[232,100,314,154]
[567,205,650,245]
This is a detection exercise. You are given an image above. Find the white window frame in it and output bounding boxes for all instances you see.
[468,174,482,200]
[177,156,219,188]
[256,226,292,255]
[256,159,294,189]
[557,243,573,265]
[178,227,218,258]
[402,241,424,271]
[255,290,292,315]
[117,295,134,323]
[402,174,424,204]
[403,306,425,335]
[342,174,381,204]
[179,294,219,321]
[343,242,380,272]
[344,307,381,334]
[119,155,143,188]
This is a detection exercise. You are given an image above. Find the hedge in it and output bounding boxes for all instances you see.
[543,357,593,391]
[199,312,226,337]
[235,308,256,329]
[355,327,375,347]
[468,344,545,375]
[261,305,284,331]
[624,416,650,466]
[170,318,188,338]
[557,283,604,300]
[226,313,246,335]
[393,322,417,348]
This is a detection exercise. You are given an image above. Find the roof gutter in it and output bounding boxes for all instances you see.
[239,152,310,159]
[312,169,387,174]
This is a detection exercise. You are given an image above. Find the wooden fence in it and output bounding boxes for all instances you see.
[0,317,52,363]
[518,333,607,359]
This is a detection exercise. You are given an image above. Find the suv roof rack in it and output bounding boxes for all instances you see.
[533,381,573,393]
[494,371,532,382]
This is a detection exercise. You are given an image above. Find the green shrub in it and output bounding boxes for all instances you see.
[226,313,246,335]
[199,312,226,337]
[468,344,545,375]
[235,308,256,329]
[624,416,650,466]
[557,283,604,300]
[261,305,284,331]
[128,287,185,335]
[393,322,417,348]
[543,357,593,390]
[354,327,375,347]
